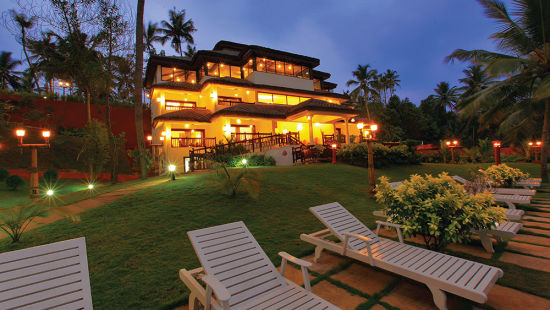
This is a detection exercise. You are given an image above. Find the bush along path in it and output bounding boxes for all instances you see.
[0,177,169,240]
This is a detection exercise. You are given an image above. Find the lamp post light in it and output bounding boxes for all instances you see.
[16,128,52,201]
[331,143,337,164]
[168,164,176,181]
[58,81,70,97]
[492,141,502,165]
[528,141,542,162]
[445,140,459,164]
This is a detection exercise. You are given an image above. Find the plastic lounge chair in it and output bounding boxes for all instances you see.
[0,237,93,310]
[180,221,340,310]
[301,203,504,310]
[452,175,536,196]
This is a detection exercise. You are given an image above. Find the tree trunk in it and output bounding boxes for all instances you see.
[86,89,91,123]
[541,98,550,182]
[134,0,147,179]
[20,28,39,90]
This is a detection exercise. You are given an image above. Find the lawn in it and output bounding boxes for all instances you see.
[0,162,545,309]
[0,178,88,209]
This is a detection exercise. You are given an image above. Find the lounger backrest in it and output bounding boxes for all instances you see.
[310,202,379,252]
[187,221,286,308]
[0,237,93,310]
[452,175,468,184]
[389,181,403,189]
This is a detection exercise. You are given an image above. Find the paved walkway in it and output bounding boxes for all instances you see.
[176,186,550,310]
[0,177,168,239]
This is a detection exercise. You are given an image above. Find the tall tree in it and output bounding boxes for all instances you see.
[346,64,379,120]
[433,81,459,112]
[134,0,147,178]
[0,52,21,89]
[184,44,196,58]
[144,21,161,56]
[10,10,38,90]
[379,69,401,106]
[159,8,196,56]
[446,0,550,181]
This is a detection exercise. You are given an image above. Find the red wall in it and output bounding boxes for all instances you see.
[2,94,151,149]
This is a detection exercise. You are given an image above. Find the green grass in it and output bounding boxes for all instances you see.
[0,179,89,209]
[0,163,547,309]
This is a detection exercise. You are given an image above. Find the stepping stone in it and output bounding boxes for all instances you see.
[301,252,348,274]
[331,263,396,295]
[521,227,550,236]
[277,264,315,286]
[515,234,550,247]
[522,221,550,229]
[311,280,367,309]
[506,241,550,259]
[524,216,550,223]
[500,252,550,272]
[381,280,460,310]
[446,243,493,259]
[486,284,550,310]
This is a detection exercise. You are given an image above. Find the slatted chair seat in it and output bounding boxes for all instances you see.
[452,175,537,196]
[182,221,339,310]
[0,237,93,310]
[301,203,503,310]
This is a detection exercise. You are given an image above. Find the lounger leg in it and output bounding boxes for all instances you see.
[314,246,323,263]
[189,292,199,310]
[427,285,448,310]
[479,231,495,253]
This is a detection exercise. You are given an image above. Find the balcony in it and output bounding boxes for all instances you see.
[171,137,216,148]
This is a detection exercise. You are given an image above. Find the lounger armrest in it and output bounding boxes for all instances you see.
[375,221,404,243]
[201,274,231,309]
[279,251,312,291]
[343,232,376,266]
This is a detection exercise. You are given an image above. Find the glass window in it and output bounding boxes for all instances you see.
[207,62,219,76]
[166,101,196,111]
[161,67,173,81]
[256,57,266,72]
[220,63,230,77]
[173,68,185,82]
[257,92,273,104]
[266,59,276,73]
[273,94,286,105]
[276,61,285,75]
[314,79,321,90]
[287,96,300,105]
[285,63,294,76]
[303,67,310,79]
[186,71,197,84]
[230,66,241,79]
[299,97,310,103]
[243,59,253,78]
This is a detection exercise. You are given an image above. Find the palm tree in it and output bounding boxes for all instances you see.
[134,0,147,179]
[433,81,459,112]
[446,0,550,181]
[27,33,58,93]
[144,22,161,56]
[0,52,21,89]
[379,69,400,105]
[10,10,38,89]
[346,64,379,120]
[458,65,493,99]
[159,8,196,57]
[184,44,196,58]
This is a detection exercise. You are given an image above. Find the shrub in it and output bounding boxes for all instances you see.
[375,173,505,250]
[0,204,49,243]
[43,169,58,182]
[338,142,420,168]
[484,164,529,187]
[6,175,24,191]
[208,162,261,198]
[0,167,8,181]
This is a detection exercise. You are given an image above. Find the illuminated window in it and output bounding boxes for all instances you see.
[257,92,310,105]
[256,57,266,72]
[273,94,286,105]
[314,79,322,90]
[285,63,294,76]
[165,100,197,111]
[243,60,254,78]
[186,71,197,83]
[161,67,195,82]
[287,96,300,105]
[230,66,241,79]
[299,97,310,103]
[257,92,274,104]
[220,63,230,77]
[276,61,285,75]
[207,62,219,76]
[171,129,207,147]
[266,59,276,74]
[218,96,242,106]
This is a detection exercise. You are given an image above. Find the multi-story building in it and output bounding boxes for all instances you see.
[144,41,361,169]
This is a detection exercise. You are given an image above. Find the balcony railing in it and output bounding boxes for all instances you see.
[230,132,274,141]
[171,137,216,148]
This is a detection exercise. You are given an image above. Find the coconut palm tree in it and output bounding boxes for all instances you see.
[144,22,161,56]
[433,81,459,112]
[458,65,493,99]
[346,64,379,120]
[159,8,196,57]
[446,0,550,181]
[0,52,21,89]
[184,44,196,58]
[379,69,400,105]
[11,10,38,89]
[134,0,147,179]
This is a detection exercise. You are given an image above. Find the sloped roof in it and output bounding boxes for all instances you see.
[153,108,212,123]
[288,99,357,116]
[212,104,290,119]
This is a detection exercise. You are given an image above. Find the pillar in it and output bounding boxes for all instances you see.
[345,118,350,144]
[308,116,314,145]
[30,147,39,201]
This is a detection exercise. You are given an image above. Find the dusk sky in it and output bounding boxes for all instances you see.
[0,0,509,103]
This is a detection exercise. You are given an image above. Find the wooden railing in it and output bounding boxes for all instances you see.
[231,132,273,141]
[171,137,216,148]
[189,132,301,170]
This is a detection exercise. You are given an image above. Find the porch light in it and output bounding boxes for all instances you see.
[492,141,501,148]
[332,144,337,149]
[161,131,166,136]
[283,129,288,134]
[234,93,238,97]
[16,129,26,137]
[220,64,224,67]
[192,80,195,83]
[357,123,364,130]
[42,130,51,138]
[350,118,355,122]
[307,116,311,120]
[249,59,253,64]
[446,141,451,146]
[237,119,241,124]
[453,140,458,145]
[146,93,150,98]
[156,97,161,102]
[297,123,303,131]
[246,90,250,95]
[147,135,153,141]
[329,99,332,102]
[185,124,189,128]
[370,124,378,131]
[160,136,165,141]
[176,78,180,82]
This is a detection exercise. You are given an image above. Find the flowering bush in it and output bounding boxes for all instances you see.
[484,164,529,187]
[375,173,505,250]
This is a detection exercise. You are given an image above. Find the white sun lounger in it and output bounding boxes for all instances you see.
[301,203,503,310]
[181,221,339,310]
[0,237,93,310]
[452,175,536,196]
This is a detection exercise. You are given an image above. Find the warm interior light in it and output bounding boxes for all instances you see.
[332,143,337,149]
[357,123,364,130]
[259,64,263,67]
[176,78,181,82]
[249,125,253,128]
[282,129,288,134]
[46,189,54,196]
[147,135,152,141]
[168,164,176,172]
[236,119,241,124]
[314,123,321,126]
[161,131,166,136]
[370,124,378,131]
[192,80,195,83]
[246,90,250,95]
[16,129,26,137]
[277,65,281,68]
[160,136,165,141]
[42,130,51,138]
[249,59,253,64]
[307,116,311,120]
[350,118,355,122]
[156,97,161,102]
[297,123,303,131]
[170,74,173,78]
[288,66,292,70]
[185,124,189,128]
[220,64,224,67]
[234,93,238,97]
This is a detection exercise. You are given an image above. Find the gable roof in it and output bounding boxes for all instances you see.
[153,108,212,126]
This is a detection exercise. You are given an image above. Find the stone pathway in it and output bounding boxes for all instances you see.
[0,177,168,239]
[175,185,550,310]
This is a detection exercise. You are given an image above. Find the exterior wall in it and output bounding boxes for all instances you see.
[246,71,315,91]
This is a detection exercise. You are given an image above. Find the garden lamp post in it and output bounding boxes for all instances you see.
[445,140,459,164]
[365,124,378,196]
[492,141,502,165]
[16,128,51,201]
[58,81,70,97]
[168,164,176,181]
[331,143,337,164]
[528,141,542,162]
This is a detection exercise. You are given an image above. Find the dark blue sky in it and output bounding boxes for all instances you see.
[0,0,509,103]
